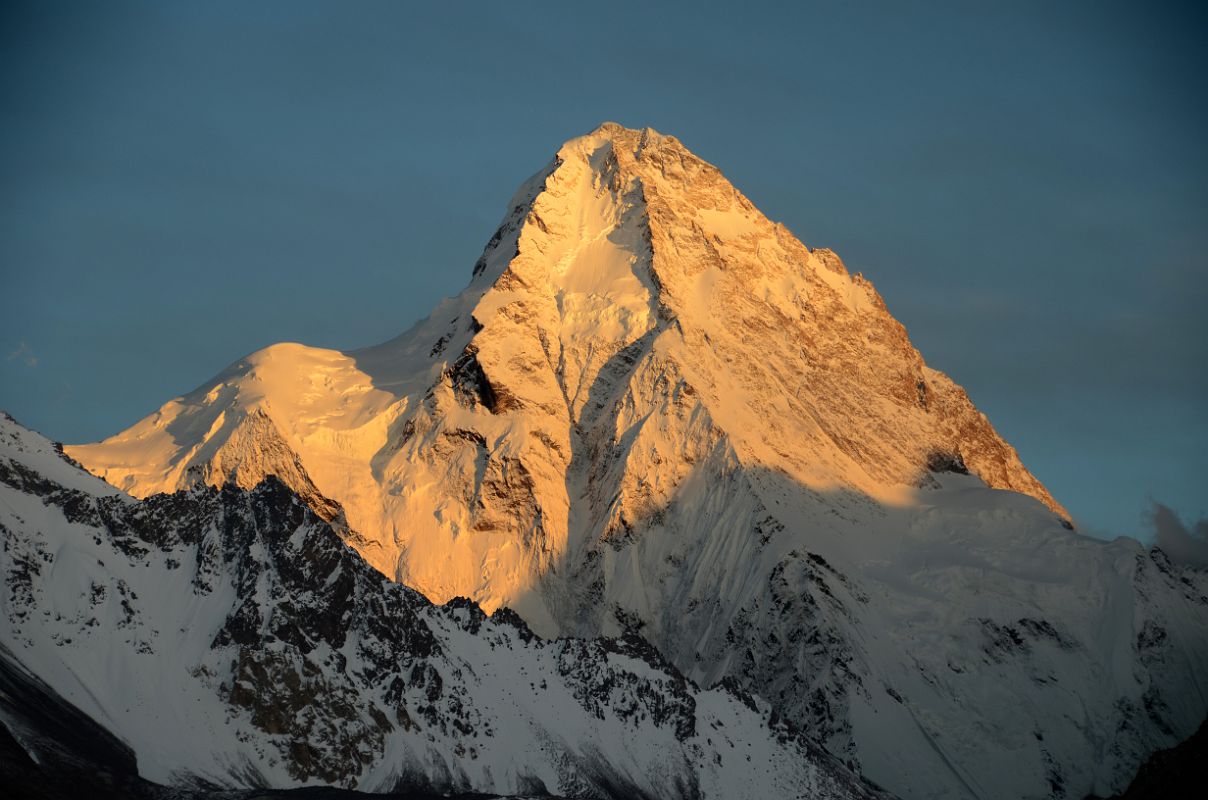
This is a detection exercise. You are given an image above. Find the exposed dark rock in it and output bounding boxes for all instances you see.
[1087,718,1208,800]
[925,450,969,475]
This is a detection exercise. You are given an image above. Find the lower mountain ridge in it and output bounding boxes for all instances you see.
[0,413,879,799]
[6,407,1203,800]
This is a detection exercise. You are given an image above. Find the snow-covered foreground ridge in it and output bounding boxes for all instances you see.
[59,122,1208,799]
[0,413,877,798]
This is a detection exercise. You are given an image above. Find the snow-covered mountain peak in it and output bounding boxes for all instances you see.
[448,122,1065,512]
[68,122,1068,617]
[29,124,1208,800]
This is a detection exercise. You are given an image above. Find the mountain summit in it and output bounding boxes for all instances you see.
[60,123,1206,800]
[69,121,1065,614]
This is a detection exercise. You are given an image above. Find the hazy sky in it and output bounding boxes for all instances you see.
[2,1,1204,539]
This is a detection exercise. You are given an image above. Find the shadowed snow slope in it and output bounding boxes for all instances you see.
[65,123,1207,800]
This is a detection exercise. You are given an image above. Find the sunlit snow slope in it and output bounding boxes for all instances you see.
[67,123,1207,800]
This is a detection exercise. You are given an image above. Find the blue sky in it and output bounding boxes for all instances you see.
[2,1,1204,539]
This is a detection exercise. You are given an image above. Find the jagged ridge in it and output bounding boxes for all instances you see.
[0,413,879,798]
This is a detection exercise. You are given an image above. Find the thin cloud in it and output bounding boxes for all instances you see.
[6,340,37,367]
[1150,501,1208,568]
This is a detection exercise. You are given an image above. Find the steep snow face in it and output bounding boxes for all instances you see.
[62,123,1207,800]
[0,414,878,799]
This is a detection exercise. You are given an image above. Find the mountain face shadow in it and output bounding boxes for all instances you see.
[502,368,1205,800]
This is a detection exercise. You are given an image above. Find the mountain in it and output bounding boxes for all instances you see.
[58,122,1208,799]
[65,123,1066,614]
[0,412,879,798]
